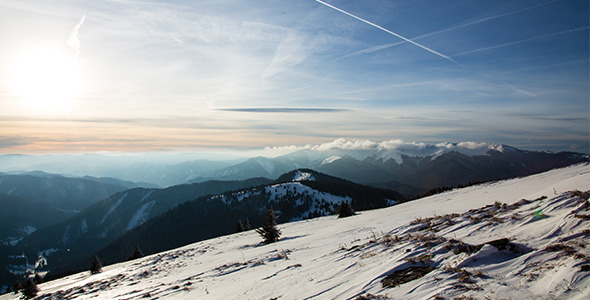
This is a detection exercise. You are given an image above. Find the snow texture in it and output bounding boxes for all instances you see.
[126,201,156,231]
[292,171,315,181]
[139,190,154,203]
[80,219,88,234]
[100,193,128,224]
[256,158,275,174]
[322,156,342,165]
[3,164,589,300]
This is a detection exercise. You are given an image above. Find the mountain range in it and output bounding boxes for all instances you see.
[3,164,588,299]
[1,142,587,193]
[19,170,402,281]
[0,141,587,293]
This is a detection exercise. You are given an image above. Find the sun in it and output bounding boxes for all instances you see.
[8,45,83,114]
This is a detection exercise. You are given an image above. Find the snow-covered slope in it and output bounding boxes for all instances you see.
[5,164,589,299]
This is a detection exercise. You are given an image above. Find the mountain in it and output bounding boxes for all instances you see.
[15,177,272,279]
[0,154,245,188]
[113,159,242,187]
[28,170,402,280]
[0,172,146,249]
[0,172,136,212]
[189,145,587,198]
[9,164,589,299]
[79,175,160,189]
[1,142,586,192]
[0,194,65,246]
[95,169,402,266]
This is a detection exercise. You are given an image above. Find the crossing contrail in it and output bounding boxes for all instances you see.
[452,26,589,57]
[414,0,562,42]
[333,0,562,61]
[313,0,458,65]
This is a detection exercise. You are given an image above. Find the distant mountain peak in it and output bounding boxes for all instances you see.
[292,170,315,182]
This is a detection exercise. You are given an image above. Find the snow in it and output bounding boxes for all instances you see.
[4,164,589,300]
[322,156,342,165]
[126,201,156,231]
[62,225,71,245]
[303,139,521,164]
[0,226,34,246]
[98,223,115,238]
[80,219,88,234]
[256,158,275,174]
[20,225,36,235]
[39,248,59,257]
[139,190,154,202]
[292,171,315,181]
[100,193,128,224]
[385,198,398,206]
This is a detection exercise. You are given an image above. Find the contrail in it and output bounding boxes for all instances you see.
[335,0,562,61]
[415,0,562,41]
[67,13,86,59]
[313,0,458,65]
[452,26,589,57]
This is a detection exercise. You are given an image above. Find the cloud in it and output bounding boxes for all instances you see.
[264,138,491,153]
[217,108,349,113]
[259,138,503,159]
[67,13,86,58]
[500,113,588,122]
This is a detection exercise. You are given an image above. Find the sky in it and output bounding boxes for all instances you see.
[0,0,588,155]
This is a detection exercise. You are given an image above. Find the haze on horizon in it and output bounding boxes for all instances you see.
[0,0,588,155]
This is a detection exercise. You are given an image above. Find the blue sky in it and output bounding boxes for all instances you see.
[0,0,588,154]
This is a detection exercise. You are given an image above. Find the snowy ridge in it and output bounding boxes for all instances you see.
[5,164,589,300]
[268,139,519,164]
[265,182,351,219]
[211,181,351,220]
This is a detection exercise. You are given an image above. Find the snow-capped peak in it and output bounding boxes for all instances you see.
[292,171,315,182]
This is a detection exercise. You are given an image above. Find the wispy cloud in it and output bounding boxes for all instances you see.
[67,13,86,58]
[217,108,350,113]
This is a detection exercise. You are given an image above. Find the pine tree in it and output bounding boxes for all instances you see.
[20,278,38,299]
[256,208,281,244]
[90,255,102,274]
[337,200,355,218]
[129,245,144,260]
[235,219,244,233]
[243,218,251,230]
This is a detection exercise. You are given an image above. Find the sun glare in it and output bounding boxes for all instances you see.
[8,45,83,114]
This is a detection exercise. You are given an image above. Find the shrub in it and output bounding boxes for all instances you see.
[337,201,355,218]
